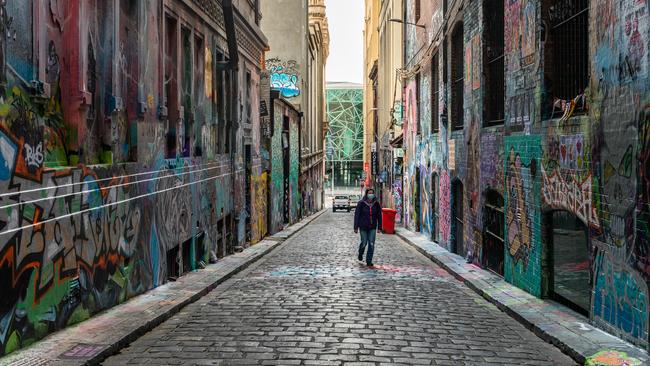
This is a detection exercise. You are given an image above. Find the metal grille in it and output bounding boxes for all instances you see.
[545,0,589,102]
[483,191,504,275]
[431,52,440,133]
[483,0,505,126]
[450,24,464,130]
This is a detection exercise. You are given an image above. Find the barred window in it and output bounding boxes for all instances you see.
[483,0,505,126]
[450,23,464,131]
[543,0,589,119]
[483,190,505,275]
[431,52,440,133]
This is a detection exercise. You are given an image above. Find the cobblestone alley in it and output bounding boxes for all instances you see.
[103,212,576,365]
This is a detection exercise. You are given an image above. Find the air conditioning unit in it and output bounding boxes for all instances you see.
[158,105,168,120]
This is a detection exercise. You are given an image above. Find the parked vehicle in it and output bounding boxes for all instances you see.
[350,195,361,209]
[332,195,351,212]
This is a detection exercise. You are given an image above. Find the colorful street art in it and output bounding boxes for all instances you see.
[504,135,542,297]
[267,58,301,98]
[593,240,649,342]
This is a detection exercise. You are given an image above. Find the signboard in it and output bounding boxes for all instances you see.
[371,151,379,175]
[394,148,404,158]
[449,139,456,170]
[371,142,377,152]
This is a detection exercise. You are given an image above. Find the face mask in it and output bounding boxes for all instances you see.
[367,194,375,200]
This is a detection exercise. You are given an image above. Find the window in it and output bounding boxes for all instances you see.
[180,28,194,158]
[483,0,505,126]
[119,0,139,162]
[216,50,225,153]
[542,0,589,119]
[193,35,204,157]
[416,73,421,134]
[246,71,252,125]
[483,190,505,275]
[431,52,440,132]
[164,15,179,158]
[450,23,464,130]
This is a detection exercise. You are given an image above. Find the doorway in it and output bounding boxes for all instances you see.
[244,144,252,244]
[282,116,290,224]
[431,173,438,242]
[483,190,505,275]
[415,168,421,232]
[452,180,464,255]
[546,210,590,316]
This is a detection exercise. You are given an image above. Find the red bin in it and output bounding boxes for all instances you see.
[381,208,397,234]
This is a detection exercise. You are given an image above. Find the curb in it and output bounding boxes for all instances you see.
[2,209,326,366]
[395,228,649,366]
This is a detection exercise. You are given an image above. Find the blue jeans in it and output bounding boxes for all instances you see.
[358,229,376,264]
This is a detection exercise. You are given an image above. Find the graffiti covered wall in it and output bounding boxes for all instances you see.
[0,0,265,356]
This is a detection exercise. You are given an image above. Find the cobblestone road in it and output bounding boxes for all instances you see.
[104,212,576,365]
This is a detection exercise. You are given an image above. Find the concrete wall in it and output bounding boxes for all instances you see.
[400,0,650,349]
[0,0,266,356]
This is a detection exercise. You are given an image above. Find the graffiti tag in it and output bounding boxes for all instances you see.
[23,142,43,168]
[541,168,600,229]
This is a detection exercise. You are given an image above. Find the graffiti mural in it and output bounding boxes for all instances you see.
[267,58,301,98]
[504,136,542,296]
[593,240,649,343]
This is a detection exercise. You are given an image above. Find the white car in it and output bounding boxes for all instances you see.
[332,195,351,212]
[349,195,361,209]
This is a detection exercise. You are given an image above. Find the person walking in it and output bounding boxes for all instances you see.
[354,188,382,267]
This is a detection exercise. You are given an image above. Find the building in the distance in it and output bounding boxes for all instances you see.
[326,82,364,190]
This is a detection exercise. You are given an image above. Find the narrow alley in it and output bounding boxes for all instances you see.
[103,212,575,366]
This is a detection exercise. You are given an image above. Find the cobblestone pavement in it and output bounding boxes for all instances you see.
[104,212,576,366]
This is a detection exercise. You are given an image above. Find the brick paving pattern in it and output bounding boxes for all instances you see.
[104,212,576,365]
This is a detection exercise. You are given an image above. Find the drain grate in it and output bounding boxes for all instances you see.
[59,343,105,359]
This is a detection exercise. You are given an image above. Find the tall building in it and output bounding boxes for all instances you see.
[398,0,650,349]
[260,0,329,224]
[326,82,364,189]
[0,0,267,356]
[363,0,380,190]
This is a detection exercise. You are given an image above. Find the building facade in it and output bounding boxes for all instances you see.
[326,82,364,189]
[376,0,404,220]
[0,0,267,356]
[397,0,650,349]
[261,0,329,221]
[363,0,380,190]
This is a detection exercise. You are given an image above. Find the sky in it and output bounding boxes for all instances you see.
[326,0,364,84]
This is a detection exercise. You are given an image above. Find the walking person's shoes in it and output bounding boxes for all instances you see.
[358,253,363,261]
[367,263,374,267]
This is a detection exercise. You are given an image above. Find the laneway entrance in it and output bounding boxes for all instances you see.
[546,210,590,316]
[483,190,505,275]
[452,180,464,256]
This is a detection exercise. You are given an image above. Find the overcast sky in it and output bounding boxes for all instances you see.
[326,0,364,84]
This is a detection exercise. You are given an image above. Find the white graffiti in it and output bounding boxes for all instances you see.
[542,168,600,228]
[24,142,44,168]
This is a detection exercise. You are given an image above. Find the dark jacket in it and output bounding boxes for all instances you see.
[354,198,382,231]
